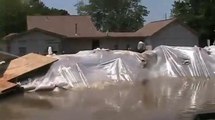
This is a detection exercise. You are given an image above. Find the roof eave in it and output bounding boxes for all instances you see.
[3,28,68,41]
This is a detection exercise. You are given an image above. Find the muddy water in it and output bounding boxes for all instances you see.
[1,78,215,120]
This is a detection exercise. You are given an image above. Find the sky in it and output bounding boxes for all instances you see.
[41,0,175,23]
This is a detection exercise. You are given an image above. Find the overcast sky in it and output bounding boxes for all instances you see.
[41,0,175,23]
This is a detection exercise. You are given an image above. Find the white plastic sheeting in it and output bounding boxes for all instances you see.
[18,46,215,119]
[22,49,147,91]
[149,45,215,79]
[22,45,215,91]
[204,45,215,56]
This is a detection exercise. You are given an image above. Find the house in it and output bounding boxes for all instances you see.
[136,18,199,49]
[3,16,198,56]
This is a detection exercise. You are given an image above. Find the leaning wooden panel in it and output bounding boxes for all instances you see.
[0,53,58,82]
[0,81,17,94]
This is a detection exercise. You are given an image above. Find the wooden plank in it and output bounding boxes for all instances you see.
[0,81,17,94]
[0,53,58,95]
[0,53,58,82]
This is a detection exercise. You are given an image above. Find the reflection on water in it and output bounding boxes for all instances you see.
[1,78,215,120]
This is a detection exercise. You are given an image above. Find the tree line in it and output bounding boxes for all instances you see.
[0,0,214,47]
[0,0,69,37]
[0,0,149,38]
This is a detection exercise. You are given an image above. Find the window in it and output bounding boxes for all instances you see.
[19,47,27,56]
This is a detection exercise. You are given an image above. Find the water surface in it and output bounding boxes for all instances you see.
[1,78,215,120]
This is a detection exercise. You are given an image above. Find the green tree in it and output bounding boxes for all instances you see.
[172,0,215,47]
[0,0,26,36]
[76,0,149,32]
[0,0,69,37]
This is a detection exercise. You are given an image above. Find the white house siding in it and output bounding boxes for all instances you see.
[9,32,62,56]
[9,22,199,56]
[100,38,140,50]
[63,38,140,53]
[150,23,198,49]
[62,39,92,54]
[9,34,142,55]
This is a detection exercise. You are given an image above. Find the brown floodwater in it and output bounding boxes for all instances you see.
[1,78,215,120]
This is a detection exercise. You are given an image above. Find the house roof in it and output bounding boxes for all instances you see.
[3,33,18,40]
[4,17,198,41]
[136,18,177,37]
[3,28,67,40]
[27,15,105,38]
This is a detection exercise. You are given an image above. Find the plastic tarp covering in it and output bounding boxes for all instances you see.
[204,45,215,56]
[149,45,215,79]
[22,45,215,90]
[15,46,215,120]
[22,50,147,91]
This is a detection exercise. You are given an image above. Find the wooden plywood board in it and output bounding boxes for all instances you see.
[0,81,17,93]
[0,53,58,82]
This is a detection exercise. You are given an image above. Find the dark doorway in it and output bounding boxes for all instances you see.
[92,40,100,49]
